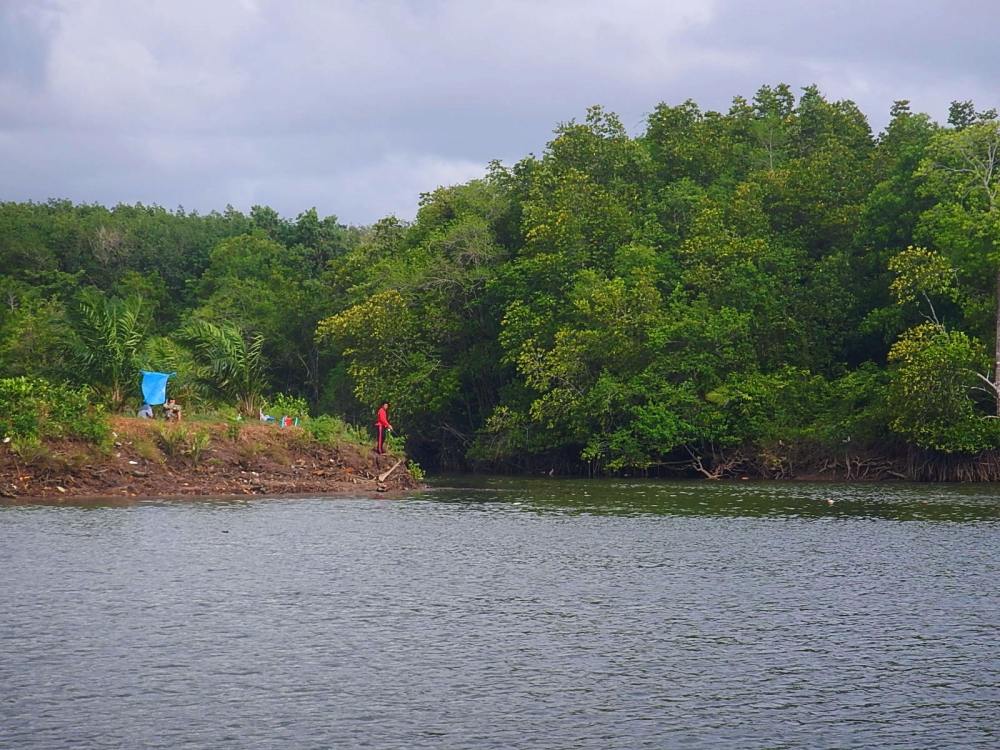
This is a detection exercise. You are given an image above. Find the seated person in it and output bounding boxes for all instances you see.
[164,398,182,422]
[137,402,153,419]
[259,408,275,423]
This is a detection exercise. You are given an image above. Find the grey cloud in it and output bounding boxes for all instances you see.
[0,0,996,224]
[0,3,54,88]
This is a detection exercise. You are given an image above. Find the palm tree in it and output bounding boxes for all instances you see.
[180,319,267,416]
[73,290,147,410]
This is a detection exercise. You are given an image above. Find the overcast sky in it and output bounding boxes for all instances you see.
[1,0,997,225]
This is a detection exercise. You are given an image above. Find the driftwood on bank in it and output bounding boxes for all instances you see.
[377,458,405,483]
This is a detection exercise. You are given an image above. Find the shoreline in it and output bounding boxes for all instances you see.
[8,416,1000,500]
[0,487,422,506]
[1,417,420,501]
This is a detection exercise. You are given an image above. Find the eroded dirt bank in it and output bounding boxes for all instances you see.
[1,418,419,500]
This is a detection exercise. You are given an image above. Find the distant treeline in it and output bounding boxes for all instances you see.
[2,84,1000,475]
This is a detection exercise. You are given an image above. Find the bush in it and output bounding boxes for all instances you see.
[303,414,369,447]
[385,431,407,454]
[0,376,110,445]
[407,460,425,481]
[266,393,309,420]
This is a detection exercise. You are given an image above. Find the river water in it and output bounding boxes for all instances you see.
[2,478,998,749]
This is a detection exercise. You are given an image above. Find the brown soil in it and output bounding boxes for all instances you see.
[0,417,420,500]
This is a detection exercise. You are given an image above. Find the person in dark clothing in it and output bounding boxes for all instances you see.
[375,402,392,454]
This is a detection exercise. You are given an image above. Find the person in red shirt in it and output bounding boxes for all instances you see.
[375,402,393,454]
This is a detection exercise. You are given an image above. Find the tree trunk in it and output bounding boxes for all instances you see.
[996,266,1000,416]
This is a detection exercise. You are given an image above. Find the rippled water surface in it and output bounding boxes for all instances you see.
[2,479,999,749]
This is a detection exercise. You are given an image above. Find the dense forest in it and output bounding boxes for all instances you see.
[3,85,1000,478]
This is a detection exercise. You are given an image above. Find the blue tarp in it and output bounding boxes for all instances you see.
[140,371,175,406]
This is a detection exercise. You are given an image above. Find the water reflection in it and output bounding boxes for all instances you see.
[428,476,1000,523]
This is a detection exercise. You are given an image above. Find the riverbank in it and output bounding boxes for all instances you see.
[0,417,420,500]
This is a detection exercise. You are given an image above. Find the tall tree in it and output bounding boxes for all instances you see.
[917,119,1000,412]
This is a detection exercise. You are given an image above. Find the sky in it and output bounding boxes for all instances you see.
[1,0,997,225]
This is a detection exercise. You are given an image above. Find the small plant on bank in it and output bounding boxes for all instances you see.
[187,430,212,464]
[262,441,291,465]
[10,438,51,464]
[132,436,164,464]
[154,425,212,464]
[407,460,425,482]
[156,425,189,458]
[385,432,407,455]
[236,439,264,468]
[225,418,243,442]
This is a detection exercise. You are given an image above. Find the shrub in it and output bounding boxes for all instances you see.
[0,376,110,445]
[303,414,369,447]
[266,393,309,420]
[407,460,425,481]
[10,439,51,463]
[385,431,406,454]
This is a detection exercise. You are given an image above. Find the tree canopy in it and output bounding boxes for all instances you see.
[4,85,1000,474]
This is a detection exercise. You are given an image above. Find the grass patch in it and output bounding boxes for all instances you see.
[261,441,291,465]
[236,440,264,467]
[133,436,164,464]
[154,425,214,464]
[188,430,212,465]
[10,439,50,465]
[156,425,189,458]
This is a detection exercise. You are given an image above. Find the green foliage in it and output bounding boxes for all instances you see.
[153,425,212,463]
[0,376,109,445]
[187,430,212,464]
[887,323,996,452]
[317,289,458,421]
[7,89,1000,471]
[406,460,425,481]
[224,417,243,442]
[180,319,267,417]
[0,295,75,380]
[266,393,309,419]
[303,414,368,448]
[72,289,149,409]
[889,246,958,309]
[156,425,190,458]
[915,120,1000,352]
